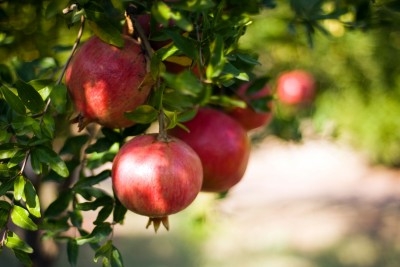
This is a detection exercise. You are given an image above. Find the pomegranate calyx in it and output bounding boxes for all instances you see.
[146,216,169,232]
[70,113,91,132]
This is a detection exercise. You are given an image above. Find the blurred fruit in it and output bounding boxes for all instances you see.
[276,70,316,105]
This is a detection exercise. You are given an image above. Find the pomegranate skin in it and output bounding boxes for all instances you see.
[111,134,203,218]
[276,70,315,105]
[228,82,273,131]
[65,35,152,130]
[170,108,251,192]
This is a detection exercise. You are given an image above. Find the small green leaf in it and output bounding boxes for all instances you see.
[94,204,113,225]
[13,248,33,267]
[7,149,26,168]
[0,85,26,115]
[94,241,123,267]
[67,238,79,267]
[24,180,41,218]
[0,201,11,228]
[32,146,69,178]
[0,178,15,195]
[15,80,45,113]
[49,84,68,114]
[124,105,158,124]
[6,231,34,253]
[76,196,113,211]
[85,138,115,154]
[73,170,111,189]
[69,209,83,228]
[11,205,38,231]
[113,198,127,224]
[44,190,73,217]
[164,30,198,59]
[152,1,172,26]
[60,135,89,156]
[13,175,26,201]
[206,35,225,79]
[76,223,112,245]
[87,20,124,48]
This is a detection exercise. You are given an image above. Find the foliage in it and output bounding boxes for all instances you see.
[0,0,399,266]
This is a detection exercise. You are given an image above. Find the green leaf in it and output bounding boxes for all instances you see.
[76,223,112,245]
[69,209,83,228]
[41,216,69,236]
[113,198,127,224]
[60,135,89,156]
[8,149,26,168]
[6,231,33,253]
[11,205,38,231]
[0,201,11,228]
[67,238,79,267]
[13,175,26,201]
[44,190,73,217]
[162,70,203,96]
[73,170,111,189]
[152,1,172,26]
[76,196,113,211]
[164,30,198,59]
[206,35,225,79]
[32,146,69,177]
[87,20,124,48]
[94,241,124,267]
[85,138,115,154]
[13,248,33,267]
[45,0,70,18]
[24,180,41,218]
[124,105,158,124]
[0,178,15,195]
[0,85,26,115]
[15,80,45,113]
[94,204,113,225]
[49,84,68,114]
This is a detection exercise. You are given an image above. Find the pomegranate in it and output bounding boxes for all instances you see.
[65,35,152,131]
[169,108,251,192]
[111,134,203,231]
[276,70,316,105]
[227,82,273,131]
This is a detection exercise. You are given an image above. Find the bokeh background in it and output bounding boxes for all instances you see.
[2,0,400,266]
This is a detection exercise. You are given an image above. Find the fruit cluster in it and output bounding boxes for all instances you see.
[64,9,315,232]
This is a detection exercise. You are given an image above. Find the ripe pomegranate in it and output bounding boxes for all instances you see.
[111,134,203,231]
[227,82,273,131]
[276,70,316,105]
[169,108,251,192]
[65,35,152,131]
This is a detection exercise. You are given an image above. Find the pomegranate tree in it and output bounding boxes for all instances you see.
[227,81,274,131]
[65,35,153,131]
[170,108,251,192]
[111,133,203,231]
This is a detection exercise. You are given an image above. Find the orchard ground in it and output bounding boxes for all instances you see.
[3,133,400,266]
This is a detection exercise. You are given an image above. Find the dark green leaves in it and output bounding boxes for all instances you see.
[14,80,45,114]
[94,240,124,267]
[125,105,158,125]
[31,146,69,178]
[0,85,26,115]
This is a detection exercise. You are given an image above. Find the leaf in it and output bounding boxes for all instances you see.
[124,105,159,124]
[0,85,26,115]
[164,30,198,59]
[60,135,89,156]
[6,231,34,253]
[76,196,113,211]
[113,198,127,224]
[94,204,113,225]
[73,170,111,189]
[13,248,33,267]
[0,178,15,195]
[44,190,73,217]
[7,149,26,168]
[85,138,115,154]
[32,146,69,178]
[24,180,41,218]
[94,241,123,267]
[13,175,26,201]
[67,238,79,267]
[206,35,225,79]
[11,205,38,231]
[76,223,112,245]
[15,80,45,113]
[49,84,68,114]
[87,18,124,48]
[0,201,11,228]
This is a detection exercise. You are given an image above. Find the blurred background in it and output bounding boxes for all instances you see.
[2,0,400,266]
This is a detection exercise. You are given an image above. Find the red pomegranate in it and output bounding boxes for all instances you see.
[228,82,273,131]
[169,108,251,192]
[276,70,316,105]
[111,134,203,231]
[65,35,152,131]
